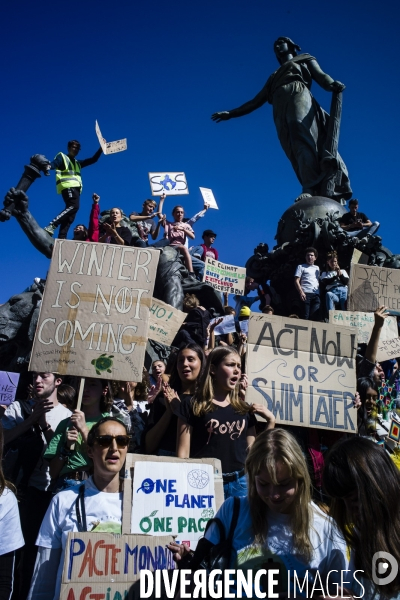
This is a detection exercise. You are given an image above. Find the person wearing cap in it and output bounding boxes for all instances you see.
[44,140,103,239]
[190,229,219,280]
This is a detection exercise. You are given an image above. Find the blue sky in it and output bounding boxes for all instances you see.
[1,0,398,303]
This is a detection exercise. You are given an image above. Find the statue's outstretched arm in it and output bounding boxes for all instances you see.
[308,59,345,93]
[6,188,53,258]
[211,81,269,122]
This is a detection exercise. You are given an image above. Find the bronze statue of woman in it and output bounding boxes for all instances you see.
[212,37,352,201]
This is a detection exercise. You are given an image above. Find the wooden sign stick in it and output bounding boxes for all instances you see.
[70,377,85,450]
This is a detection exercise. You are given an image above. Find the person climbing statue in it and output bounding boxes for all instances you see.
[44,140,103,238]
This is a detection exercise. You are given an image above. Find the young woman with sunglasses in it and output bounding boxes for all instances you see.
[324,436,400,600]
[28,417,129,600]
[177,347,275,498]
[44,378,118,491]
[169,428,350,597]
[144,343,205,456]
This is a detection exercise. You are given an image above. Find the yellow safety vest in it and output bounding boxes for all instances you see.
[55,153,82,194]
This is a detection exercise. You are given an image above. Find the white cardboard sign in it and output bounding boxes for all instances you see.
[376,337,400,362]
[131,461,216,546]
[246,314,358,432]
[199,187,219,209]
[95,120,127,155]
[148,299,186,347]
[329,310,398,344]
[148,172,189,195]
[203,257,246,295]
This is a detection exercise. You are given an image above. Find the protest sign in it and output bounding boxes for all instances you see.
[29,240,159,382]
[199,187,218,209]
[329,310,398,344]
[210,314,236,335]
[240,319,249,334]
[376,337,400,362]
[95,120,127,155]
[246,314,357,432]
[148,299,186,347]
[348,264,400,314]
[0,371,20,405]
[148,172,189,195]
[60,532,175,600]
[131,461,217,546]
[203,257,246,295]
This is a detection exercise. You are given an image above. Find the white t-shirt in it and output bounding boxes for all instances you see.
[205,496,351,597]
[0,487,24,555]
[295,264,320,294]
[2,400,72,490]
[36,477,122,600]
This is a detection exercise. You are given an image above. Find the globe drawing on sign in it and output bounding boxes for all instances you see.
[187,469,209,489]
[160,175,176,191]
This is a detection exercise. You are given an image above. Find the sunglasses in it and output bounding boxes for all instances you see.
[94,435,130,448]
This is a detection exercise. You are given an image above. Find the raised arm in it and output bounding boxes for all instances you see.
[6,188,53,258]
[211,80,270,122]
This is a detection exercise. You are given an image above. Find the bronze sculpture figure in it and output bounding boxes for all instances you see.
[212,37,352,202]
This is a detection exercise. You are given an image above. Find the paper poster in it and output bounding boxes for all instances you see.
[348,264,400,314]
[203,257,246,295]
[210,314,236,335]
[246,314,357,432]
[61,532,175,596]
[329,310,398,344]
[131,461,216,546]
[148,172,189,195]
[95,120,127,155]
[0,371,20,406]
[199,187,219,209]
[29,240,159,382]
[148,299,186,347]
[376,337,400,362]
[240,319,249,334]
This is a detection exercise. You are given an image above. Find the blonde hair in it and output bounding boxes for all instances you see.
[246,428,313,560]
[191,347,250,417]
[183,293,200,311]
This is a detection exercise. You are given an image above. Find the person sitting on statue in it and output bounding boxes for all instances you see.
[294,247,320,320]
[161,206,197,278]
[319,251,349,313]
[99,207,132,245]
[189,229,219,280]
[129,194,167,248]
[72,192,100,242]
[44,140,103,239]
[212,37,352,201]
[339,199,380,239]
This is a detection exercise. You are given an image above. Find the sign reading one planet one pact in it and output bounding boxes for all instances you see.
[131,461,216,546]
[246,314,358,433]
[203,257,246,295]
[148,172,189,196]
[329,310,398,344]
[348,263,400,314]
[29,240,160,382]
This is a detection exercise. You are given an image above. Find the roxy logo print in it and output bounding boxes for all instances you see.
[206,418,245,443]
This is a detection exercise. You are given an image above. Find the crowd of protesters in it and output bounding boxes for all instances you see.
[1,153,399,600]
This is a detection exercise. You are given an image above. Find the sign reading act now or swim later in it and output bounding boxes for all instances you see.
[29,240,159,382]
[203,257,246,295]
[246,314,358,432]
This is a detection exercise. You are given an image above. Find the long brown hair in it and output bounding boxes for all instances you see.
[0,422,15,495]
[192,347,250,417]
[246,428,314,560]
[323,437,400,595]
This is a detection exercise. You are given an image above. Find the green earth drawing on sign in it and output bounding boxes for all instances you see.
[91,353,114,375]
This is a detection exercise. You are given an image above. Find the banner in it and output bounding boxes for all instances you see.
[246,314,357,432]
[131,461,216,547]
[148,172,189,196]
[210,314,236,335]
[95,120,127,155]
[148,299,186,347]
[203,257,246,295]
[329,310,398,344]
[60,532,175,600]
[199,187,218,209]
[348,264,400,314]
[29,240,159,382]
[376,337,400,362]
[0,371,20,405]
